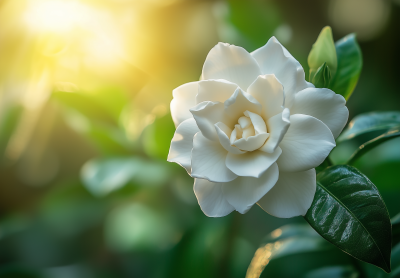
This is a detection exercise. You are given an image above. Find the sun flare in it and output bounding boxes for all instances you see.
[25,0,88,32]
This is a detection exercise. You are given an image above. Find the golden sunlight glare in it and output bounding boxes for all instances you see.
[25,0,88,32]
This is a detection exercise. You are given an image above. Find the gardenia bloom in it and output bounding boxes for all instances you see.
[167,37,348,218]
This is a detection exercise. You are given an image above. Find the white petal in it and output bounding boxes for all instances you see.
[290,88,349,138]
[223,163,279,214]
[167,118,199,174]
[258,169,316,218]
[226,147,281,178]
[202,42,262,91]
[233,133,269,152]
[251,37,310,109]
[191,132,237,182]
[260,108,290,153]
[244,111,267,134]
[194,178,234,217]
[247,74,284,120]
[170,82,198,128]
[224,88,262,119]
[215,122,245,154]
[196,79,238,104]
[277,114,335,172]
[190,101,233,141]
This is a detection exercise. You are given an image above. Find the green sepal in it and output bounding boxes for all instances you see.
[311,62,331,88]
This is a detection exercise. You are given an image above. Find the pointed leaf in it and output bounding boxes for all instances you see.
[330,34,362,100]
[338,112,400,143]
[304,165,392,273]
[347,126,400,165]
[308,26,337,81]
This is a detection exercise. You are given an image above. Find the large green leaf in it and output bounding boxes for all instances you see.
[338,112,400,143]
[347,126,400,165]
[330,34,362,100]
[304,165,392,273]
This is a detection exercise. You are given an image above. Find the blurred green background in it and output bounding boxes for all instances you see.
[0,0,399,277]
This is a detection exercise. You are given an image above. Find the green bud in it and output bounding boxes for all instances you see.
[311,62,331,88]
[308,26,337,81]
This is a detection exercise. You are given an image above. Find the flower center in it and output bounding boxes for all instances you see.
[229,110,269,152]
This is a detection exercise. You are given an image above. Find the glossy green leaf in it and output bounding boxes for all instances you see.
[304,165,392,273]
[347,126,400,165]
[338,112,400,143]
[304,265,359,278]
[81,157,170,197]
[330,34,362,100]
[311,62,331,88]
[308,26,337,81]
[392,213,400,247]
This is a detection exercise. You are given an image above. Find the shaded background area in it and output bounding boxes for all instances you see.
[0,0,399,277]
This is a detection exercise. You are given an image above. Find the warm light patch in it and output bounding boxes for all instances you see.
[25,0,88,32]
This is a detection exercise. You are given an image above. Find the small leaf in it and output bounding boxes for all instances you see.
[308,26,337,81]
[311,62,332,88]
[338,112,400,143]
[347,126,400,165]
[304,165,392,273]
[330,34,362,100]
[392,213,400,247]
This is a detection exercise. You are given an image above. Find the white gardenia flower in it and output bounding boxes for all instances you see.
[167,37,349,218]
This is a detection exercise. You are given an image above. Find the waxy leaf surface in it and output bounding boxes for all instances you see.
[304,165,392,273]
[347,126,400,165]
[338,111,400,143]
[330,34,362,100]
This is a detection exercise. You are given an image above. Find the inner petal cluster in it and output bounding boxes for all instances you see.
[229,110,269,152]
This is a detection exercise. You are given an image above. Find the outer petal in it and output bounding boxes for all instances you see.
[226,147,281,178]
[257,169,316,218]
[202,42,262,91]
[260,108,290,153]
[215,122,245,154]
[194,178,234,217]
[224,88,262,119]
[247,74,284,120]
[191,132,237,182]
[170,82,198,127]
[222,163,279,214]
[290,88,349,138]
[190,101,233,141]
[167,118,199,174]
[251,37,311,109]
[196,79,238,104]
[277,114,335,172]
